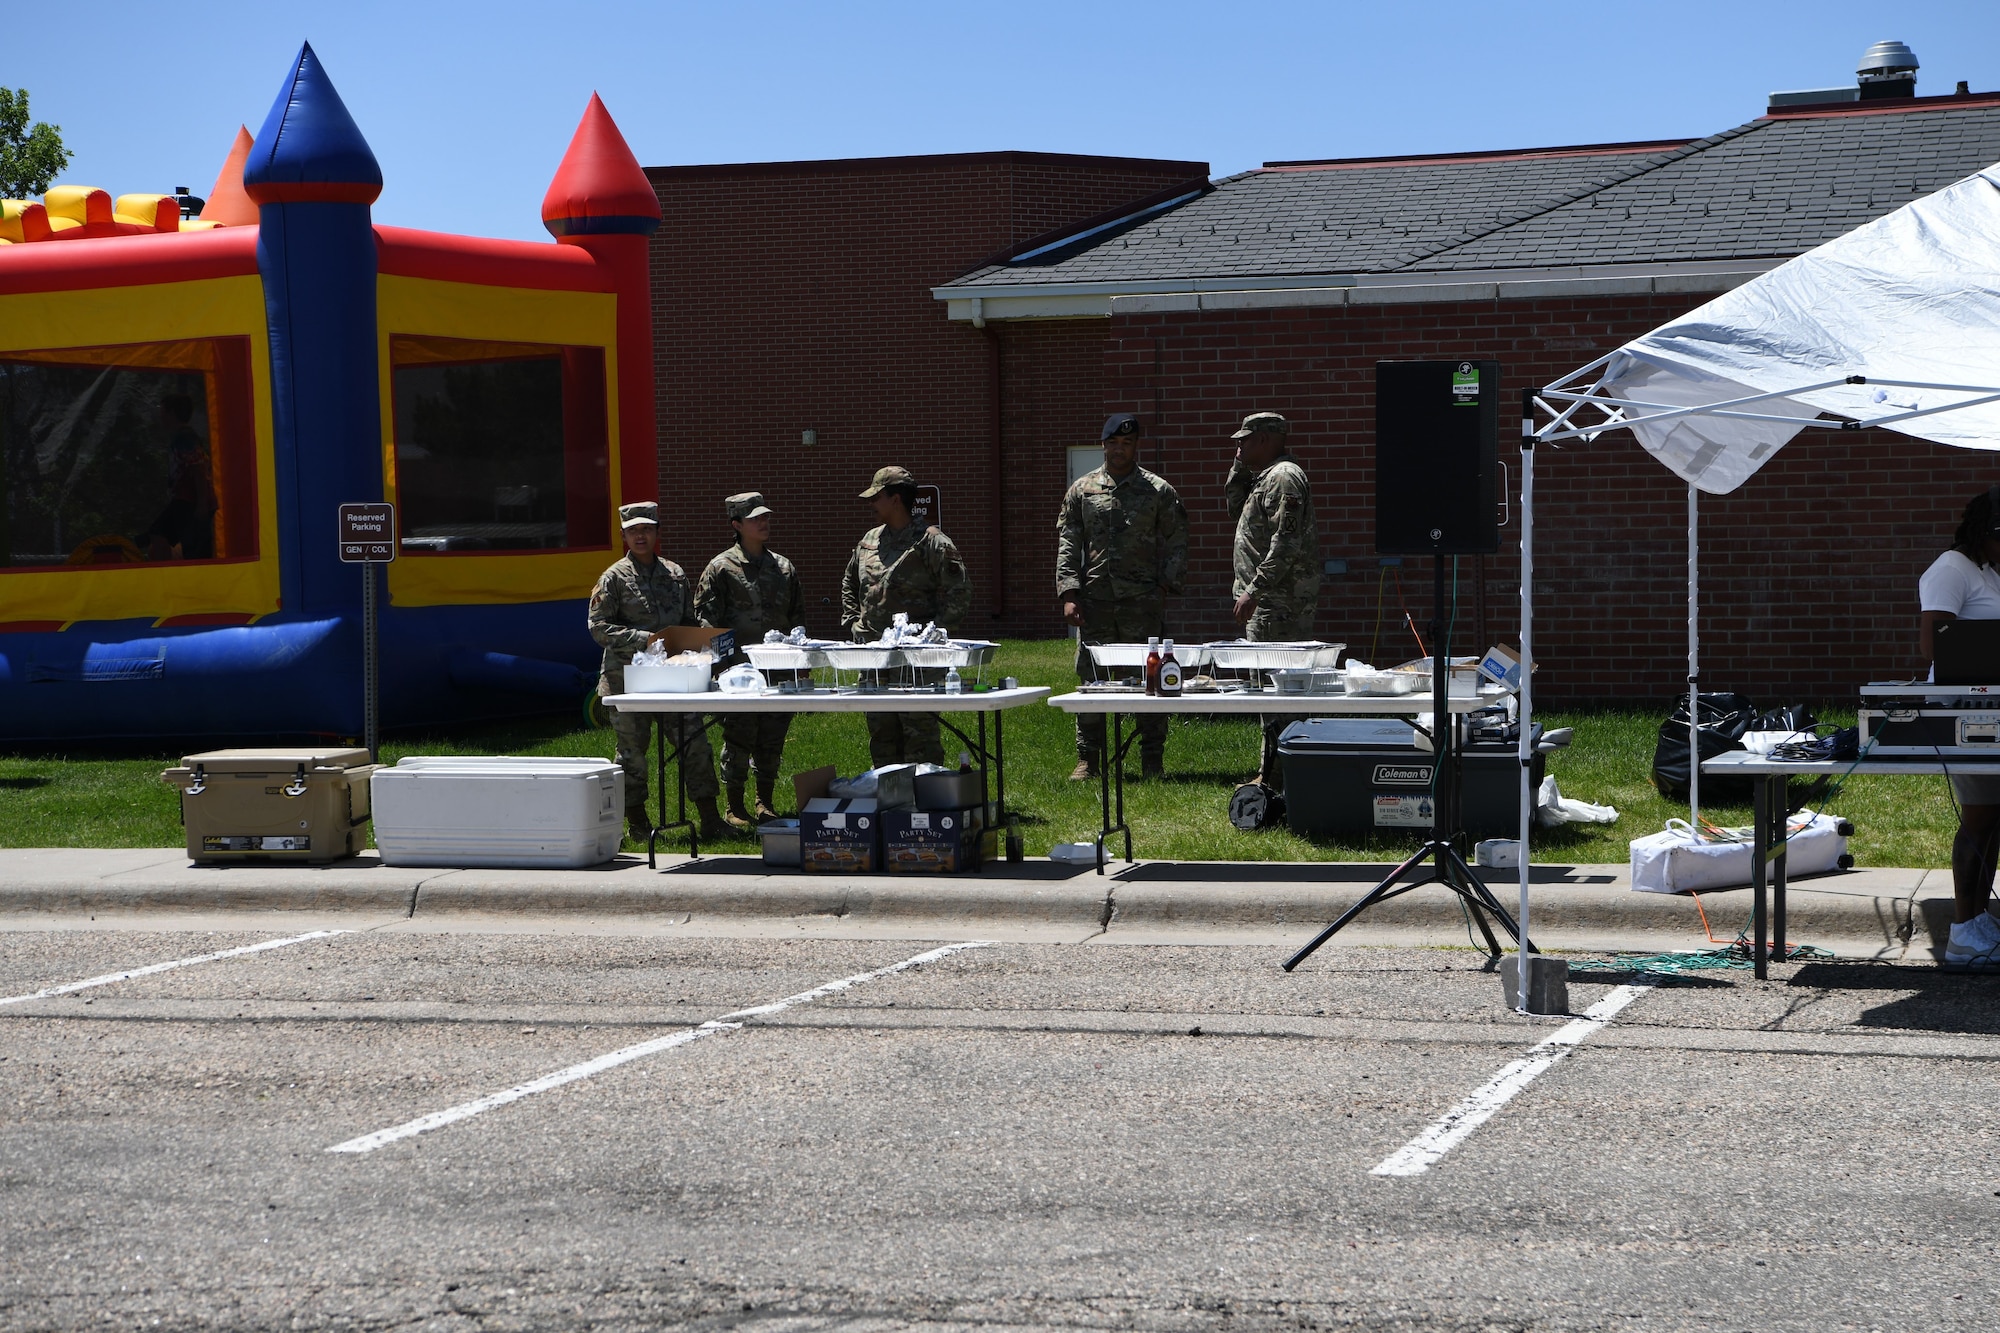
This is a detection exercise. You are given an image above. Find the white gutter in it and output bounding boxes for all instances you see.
[933,257,1781,321]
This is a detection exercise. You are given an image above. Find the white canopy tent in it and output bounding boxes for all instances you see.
[1512,162,2000,980]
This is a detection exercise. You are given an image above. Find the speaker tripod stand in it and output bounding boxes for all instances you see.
[1283,553,1535,970]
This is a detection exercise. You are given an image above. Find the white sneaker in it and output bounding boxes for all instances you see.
[1944,913,2000,970]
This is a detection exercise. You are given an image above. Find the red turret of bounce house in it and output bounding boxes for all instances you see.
[542,93,663,509]
[0,45,661,742]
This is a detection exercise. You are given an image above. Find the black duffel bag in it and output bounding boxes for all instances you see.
[1652,694,1817,801]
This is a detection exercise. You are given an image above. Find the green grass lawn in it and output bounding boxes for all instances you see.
[0,638,1957,867]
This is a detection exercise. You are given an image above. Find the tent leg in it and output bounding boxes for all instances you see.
[1688,484,1701,838]
[1517,395,1536,1004]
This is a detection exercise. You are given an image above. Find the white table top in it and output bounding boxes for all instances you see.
[1701,750,2000,777]
[603,685,1051,714]
[1045,689,1499,716]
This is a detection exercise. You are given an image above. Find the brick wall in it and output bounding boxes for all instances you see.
[645,152,1204,634]
[1038,295,1971,706]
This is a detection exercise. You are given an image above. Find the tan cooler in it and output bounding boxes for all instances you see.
[161,748,379,864]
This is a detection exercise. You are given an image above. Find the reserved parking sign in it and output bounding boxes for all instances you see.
[337,502,397,563]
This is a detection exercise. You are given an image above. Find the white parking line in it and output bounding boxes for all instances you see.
[0,931,349,1007]
[1371,980,1656,1177]
[326,940,992,1154]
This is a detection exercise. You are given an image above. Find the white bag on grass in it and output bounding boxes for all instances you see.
[1535,775,1618,828]
[1629,811,1849,894]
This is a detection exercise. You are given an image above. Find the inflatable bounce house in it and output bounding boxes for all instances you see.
[0,43,660,742]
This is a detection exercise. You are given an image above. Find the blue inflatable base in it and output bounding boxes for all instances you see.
[0,600,599,744]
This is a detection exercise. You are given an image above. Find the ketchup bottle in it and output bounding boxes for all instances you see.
[1144,637,1162,696]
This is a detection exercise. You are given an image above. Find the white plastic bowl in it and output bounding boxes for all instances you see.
[624,660,711,693]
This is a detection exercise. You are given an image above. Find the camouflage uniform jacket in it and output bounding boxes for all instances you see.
[588,553,697,694]
[840,520,971,640]
[1226,451,1320,613]
[1054,465,1188,604]
[696,543,807,656]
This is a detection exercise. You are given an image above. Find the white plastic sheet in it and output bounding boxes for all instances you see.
[1572,165,2000,493]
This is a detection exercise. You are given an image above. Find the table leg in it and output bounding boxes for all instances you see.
[682,716,697,860]
[1773,774,1789,965]
[1752,772,1770,981]
[1114,712,1128,863]
[648,714,663,870]
[992,710,1006,828]
[1097,711,1115,874]
[977,711,993,828]
[646,715,699,868]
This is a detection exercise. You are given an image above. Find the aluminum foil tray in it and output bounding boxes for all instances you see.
[744,645,825,672]
[1204,641,1346,671]
[1085,642,1214,670]
[900,640,998,669]
[821,644,902,671]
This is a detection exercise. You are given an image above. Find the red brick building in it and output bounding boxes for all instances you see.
[645,152,1204,633]
[648,69,2000,705]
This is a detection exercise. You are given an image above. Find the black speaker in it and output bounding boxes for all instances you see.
[1375,360,1500,555]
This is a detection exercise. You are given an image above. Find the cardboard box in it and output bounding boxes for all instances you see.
[882,805,984,874]
[655,625,735,659]
[801,796,880,873]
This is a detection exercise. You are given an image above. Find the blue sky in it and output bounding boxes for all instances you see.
[8,2,2000,241]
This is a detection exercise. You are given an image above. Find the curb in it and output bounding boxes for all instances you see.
[0,849,1949,954]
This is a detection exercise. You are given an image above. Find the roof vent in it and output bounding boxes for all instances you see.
[1768,39,1918,111]
[1856,39,1917,100]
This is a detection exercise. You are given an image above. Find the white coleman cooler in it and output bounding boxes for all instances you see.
[370,756,624,868]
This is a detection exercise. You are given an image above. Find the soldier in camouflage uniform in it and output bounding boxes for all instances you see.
[697,492,807,828]
[1225,412,1321,792]
[840,466,972,767]
[589,501,725,842]
[1056,412,1189,780]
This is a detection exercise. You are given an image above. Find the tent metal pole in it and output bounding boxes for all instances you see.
[1517,391,1536,994]
[1688,483,1701,838]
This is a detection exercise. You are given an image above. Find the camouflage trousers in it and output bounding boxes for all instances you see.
[1073,596,1168,763]
[865,713,945,769]
[609,701,717,813]
[1248,603,1315,793]
[720,713,793,787]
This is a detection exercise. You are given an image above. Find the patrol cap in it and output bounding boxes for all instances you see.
[858,465,916,498]
[1230,411,1289,440]
[618,501,659,529]
[725,491,774,522]
[1101,412,1139,441]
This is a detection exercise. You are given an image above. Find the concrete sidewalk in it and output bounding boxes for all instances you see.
[0,847,1952,957]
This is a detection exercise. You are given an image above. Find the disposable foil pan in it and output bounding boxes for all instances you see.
[821,644,903,671]
[1085,642,1214,670]
[899,640,998,669]
[1204,641,1346,671]
[744,645,823,672]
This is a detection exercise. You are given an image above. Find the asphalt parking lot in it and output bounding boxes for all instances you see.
[3,922,1998,1331]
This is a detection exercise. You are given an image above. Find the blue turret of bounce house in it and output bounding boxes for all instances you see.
[0,44,662,742]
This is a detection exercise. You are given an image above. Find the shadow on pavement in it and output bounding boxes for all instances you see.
[1789,960,2000,1034]
[663,856,1092,881]
[1112,861,1617,886]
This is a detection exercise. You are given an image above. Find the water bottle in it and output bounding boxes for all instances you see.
[944,665,962,694]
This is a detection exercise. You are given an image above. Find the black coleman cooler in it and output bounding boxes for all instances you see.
[1277,718,1541,841]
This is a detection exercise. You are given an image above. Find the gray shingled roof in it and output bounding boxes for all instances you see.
[942,99,2000,288]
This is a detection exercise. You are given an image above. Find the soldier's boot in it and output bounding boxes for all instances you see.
[693,795,731,843]
[754,777,780,824]
[1141,749,1166,781]
[1069,750,1100,782]
[723,784,754,831]
[625,804,653,844]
